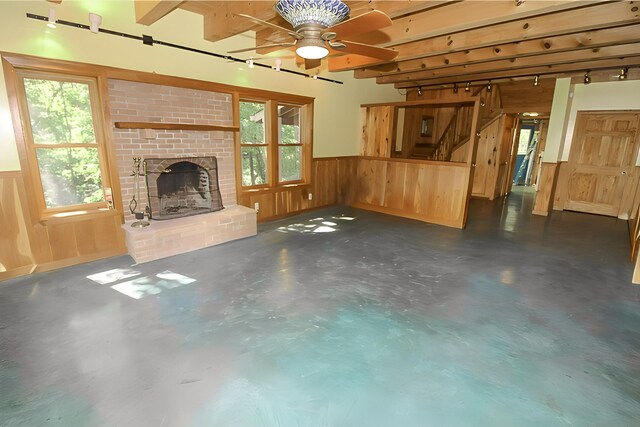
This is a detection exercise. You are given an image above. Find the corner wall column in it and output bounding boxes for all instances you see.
[532,78,572,216]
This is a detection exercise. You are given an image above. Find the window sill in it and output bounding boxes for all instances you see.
[242,183,310,194]
[39,207,120,225]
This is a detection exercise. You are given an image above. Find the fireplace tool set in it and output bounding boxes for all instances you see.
[129,157,152,228]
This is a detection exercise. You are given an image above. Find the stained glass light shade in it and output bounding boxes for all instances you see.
[275,0,350,29]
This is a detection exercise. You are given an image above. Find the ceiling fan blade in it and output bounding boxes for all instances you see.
[339,40,398,61]
[228,41,296,54]
[234,13,303,40]
[325,10,393,40]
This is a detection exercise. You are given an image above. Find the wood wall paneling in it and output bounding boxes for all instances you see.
[0,172,35,276]
[361,106,396,157]
[352,158,471,228]
[0,171,127,281]
[236,157,357,222]
[532,162,560,216]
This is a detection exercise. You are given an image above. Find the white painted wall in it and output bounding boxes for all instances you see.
[0,0,402,171]
[560,80,640,164]
[542,78,571,163]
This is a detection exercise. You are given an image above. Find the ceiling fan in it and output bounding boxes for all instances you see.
[227,0,398,70]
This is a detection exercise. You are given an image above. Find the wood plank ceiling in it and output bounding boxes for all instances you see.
[135,1,640,90]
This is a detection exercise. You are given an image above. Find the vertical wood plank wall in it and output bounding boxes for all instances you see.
[351,158,471,228]
[361,106,395,157]
[236,157,357,222]
[533,163,560,216]
[0,171,127,281]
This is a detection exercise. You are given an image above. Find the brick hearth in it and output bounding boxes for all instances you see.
[123,205,256,264]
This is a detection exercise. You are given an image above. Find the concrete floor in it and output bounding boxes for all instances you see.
[1,188,639,426]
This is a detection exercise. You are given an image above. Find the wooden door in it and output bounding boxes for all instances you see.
[564,112,640,217]
[494,115,516,198]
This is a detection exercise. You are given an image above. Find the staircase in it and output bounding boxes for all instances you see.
[410,85,502,161]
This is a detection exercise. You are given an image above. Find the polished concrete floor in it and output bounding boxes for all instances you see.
[1,188,639,426]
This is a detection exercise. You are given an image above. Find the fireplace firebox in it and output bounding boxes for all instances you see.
[145,156,223,220]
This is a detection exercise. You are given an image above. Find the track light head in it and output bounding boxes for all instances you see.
[533,75,540,86]
[88,12,102,33]
[246,58,254,69]
[452,83,458,94]
[273,58,282,72]
[486,80,492,92]
[417,87,423,96]
[47,8,57,28]
[584,71,591,85]
[619,68,628,80]
[465,82,471,92]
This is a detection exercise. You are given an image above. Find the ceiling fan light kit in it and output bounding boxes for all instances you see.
[296,38,329,59]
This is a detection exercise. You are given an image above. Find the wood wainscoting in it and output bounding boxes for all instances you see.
[0,170,127,281]
[237,157,356,222]
[351,157,471,228]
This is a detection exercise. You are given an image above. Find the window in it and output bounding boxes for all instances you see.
[240,101,268,186]
[278,104,302,182]
[17,72,111,213]
[239,99,311,189]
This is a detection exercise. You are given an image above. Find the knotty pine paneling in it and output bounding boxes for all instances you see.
[237,157,357,222]
[361,106,395,158]
[352,157,471,229]
[533,162,560,216]
[0,171,127,281]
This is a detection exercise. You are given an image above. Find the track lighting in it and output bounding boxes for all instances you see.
[246,58,254,69]
[47,8,57,28]
[273,58,282,72]
[533,75,539,86]
[486,81,492,92]
[417,87,423,96]
[465,82,471,92]
[583,71,591,85]
[89,13,102,33]
[453,83,458,94]
[619,68,628,80]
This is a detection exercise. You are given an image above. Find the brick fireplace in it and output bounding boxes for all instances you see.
[109,80,256,263]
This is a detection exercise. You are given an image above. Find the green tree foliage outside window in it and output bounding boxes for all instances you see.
[23,78,105,208]
[240,101,267,186]
[278,105,301,182]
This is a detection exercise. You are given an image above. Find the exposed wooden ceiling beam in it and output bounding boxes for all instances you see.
[345,1,460,20]
[203,2,278,42]
[355,24,640,79]
[378,42,640,84]
[330,1,640,71]
[350,0,610,47]
[394,56,640,88]
[134,0,184,26]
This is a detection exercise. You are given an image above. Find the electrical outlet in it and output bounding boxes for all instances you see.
[308,193,313,201]
[254,202,259,212]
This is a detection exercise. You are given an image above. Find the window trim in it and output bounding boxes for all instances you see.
[15,70,113,217]
[237,95,313,192]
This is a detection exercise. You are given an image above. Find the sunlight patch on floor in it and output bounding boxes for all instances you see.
[87,268,196,299]
[86,268,141,285]
[276,215,355,234]
[110,271,197,299]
